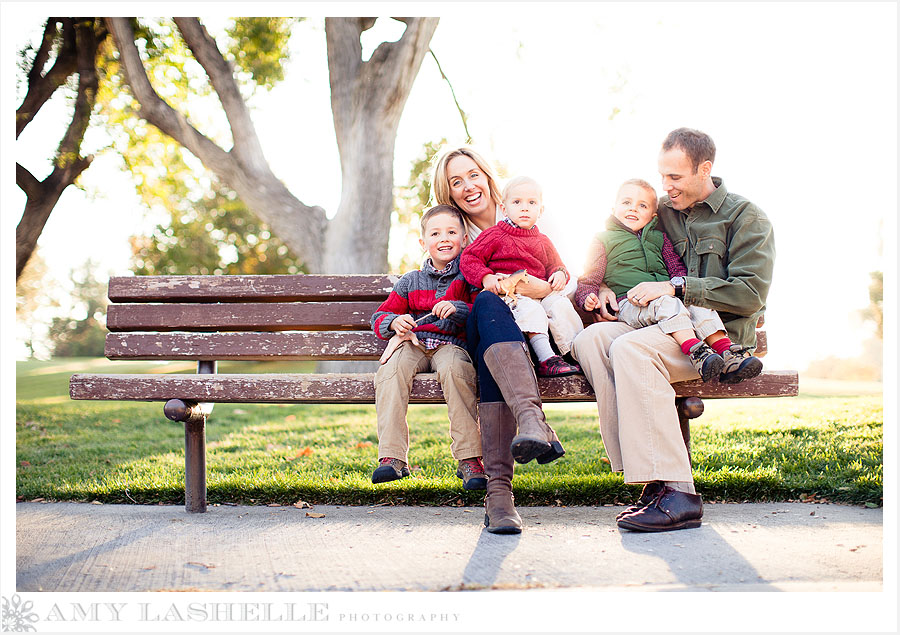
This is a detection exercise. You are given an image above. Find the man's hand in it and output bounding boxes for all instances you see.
[389,314,417,336]
[548,270,567,292]
[626,281,674,307]
[586,287,619,321]
[431,300,456,319]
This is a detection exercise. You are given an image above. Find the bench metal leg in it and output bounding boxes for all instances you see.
[676,396,705,467]
[162,361,217,513]
[184,417,207,513]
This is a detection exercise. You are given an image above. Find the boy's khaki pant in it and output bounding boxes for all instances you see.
[571,321,698,484]
[617,295,725,339]
[374,341,481,464]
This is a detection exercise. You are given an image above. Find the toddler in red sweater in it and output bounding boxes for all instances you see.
[460,176,584,376]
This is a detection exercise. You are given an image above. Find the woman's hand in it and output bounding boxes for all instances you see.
[548,270,567,292]
[587,287,619,321]
[515,277,552,299]
[431,301,456,319]
[389,314,417,336]
[626,281,673,307]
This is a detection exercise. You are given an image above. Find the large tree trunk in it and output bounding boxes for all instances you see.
[16,18,106,280]
[324,17,439,274]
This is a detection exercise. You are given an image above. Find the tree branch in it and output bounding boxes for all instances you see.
[16,163,41,198]
[17,18,78,138]
[173,17,267,171]
[105,17,235,178]
[428,49,471,143]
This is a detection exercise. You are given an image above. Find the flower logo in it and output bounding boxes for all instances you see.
[1,595,39,632]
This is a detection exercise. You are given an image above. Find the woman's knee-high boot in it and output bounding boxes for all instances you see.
[479,401,523,534]
[481,341,566,464]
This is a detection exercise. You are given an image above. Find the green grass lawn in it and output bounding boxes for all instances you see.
[15,359,883,507]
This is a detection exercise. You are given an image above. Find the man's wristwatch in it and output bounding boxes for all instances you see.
[670,276,685,299]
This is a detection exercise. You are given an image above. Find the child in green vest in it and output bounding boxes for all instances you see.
[574,179,762,384]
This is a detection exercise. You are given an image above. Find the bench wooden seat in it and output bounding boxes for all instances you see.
[70,274,799,512]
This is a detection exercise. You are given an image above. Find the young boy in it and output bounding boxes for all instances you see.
[575,179,763,383]
[459,176,584,377]
[370,205,487,489]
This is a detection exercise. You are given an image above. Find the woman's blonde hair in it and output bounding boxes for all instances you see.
[430,146,503,211]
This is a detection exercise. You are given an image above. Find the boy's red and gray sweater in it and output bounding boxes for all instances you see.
[370,255,475,348]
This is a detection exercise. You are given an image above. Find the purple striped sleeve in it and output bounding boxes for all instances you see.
[661,234,687,277]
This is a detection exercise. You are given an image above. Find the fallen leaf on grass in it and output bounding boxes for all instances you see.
[290,447,314,459]
[19,461,30,467]
[306,512,326,518]
[600,458,610,464]
[355,441,373,449]
[285,414,297,422]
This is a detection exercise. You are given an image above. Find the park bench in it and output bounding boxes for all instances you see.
[69,274,799,513]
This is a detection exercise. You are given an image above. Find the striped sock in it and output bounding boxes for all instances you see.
[710,337,732,355]
[680,338,701,355]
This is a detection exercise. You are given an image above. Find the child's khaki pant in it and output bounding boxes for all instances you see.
[374,341,481,463]
[617,295,725,339]
[509,279,584,354]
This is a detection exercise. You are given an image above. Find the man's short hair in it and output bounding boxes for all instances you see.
[618,178,658,209]
[662,128,717,173]
[420,204,466,235]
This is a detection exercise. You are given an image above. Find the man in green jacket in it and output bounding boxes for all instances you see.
[571,127,775,532]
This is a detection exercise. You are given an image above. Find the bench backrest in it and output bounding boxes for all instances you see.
[104,275,767,362]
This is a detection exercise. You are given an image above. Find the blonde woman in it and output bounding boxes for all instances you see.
[430,146,564,534]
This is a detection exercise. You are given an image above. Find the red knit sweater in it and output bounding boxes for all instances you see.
[460,222,569,287]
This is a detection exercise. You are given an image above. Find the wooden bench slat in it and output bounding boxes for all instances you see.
[70,370,799,404]
[106,302,382,332]
[105,330,767,361]
[108,275,399,303]
[105,332,388,360]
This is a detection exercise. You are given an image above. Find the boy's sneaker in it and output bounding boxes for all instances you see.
[456,457,488,491]
[371,457,409,484]
[536,355,581,377]
[719,345,764,384]
[687,342,725,383]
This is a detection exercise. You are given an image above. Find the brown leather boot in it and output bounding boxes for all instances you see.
[482,341,565,464]
[479,401,522,534]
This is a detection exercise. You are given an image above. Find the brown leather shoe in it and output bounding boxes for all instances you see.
[616,481,665,521]
[616,487,703,532]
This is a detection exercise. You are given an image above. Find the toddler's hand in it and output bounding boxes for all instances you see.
[482,274,503,294]
[584,293,600,311]
[432,301,456,319]
[549,270,567,291]
[390,314,416,336]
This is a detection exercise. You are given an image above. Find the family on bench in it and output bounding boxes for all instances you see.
[369,127,775,535]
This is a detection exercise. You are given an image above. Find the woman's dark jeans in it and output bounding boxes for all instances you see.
[466,291,525,403]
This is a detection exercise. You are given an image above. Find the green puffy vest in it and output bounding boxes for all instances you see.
[598,216,669,297]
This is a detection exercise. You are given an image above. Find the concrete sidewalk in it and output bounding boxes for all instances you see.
[16,501,882,592]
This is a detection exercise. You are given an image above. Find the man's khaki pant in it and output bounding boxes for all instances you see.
[374,341,481,463]
[571,322,698,484]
